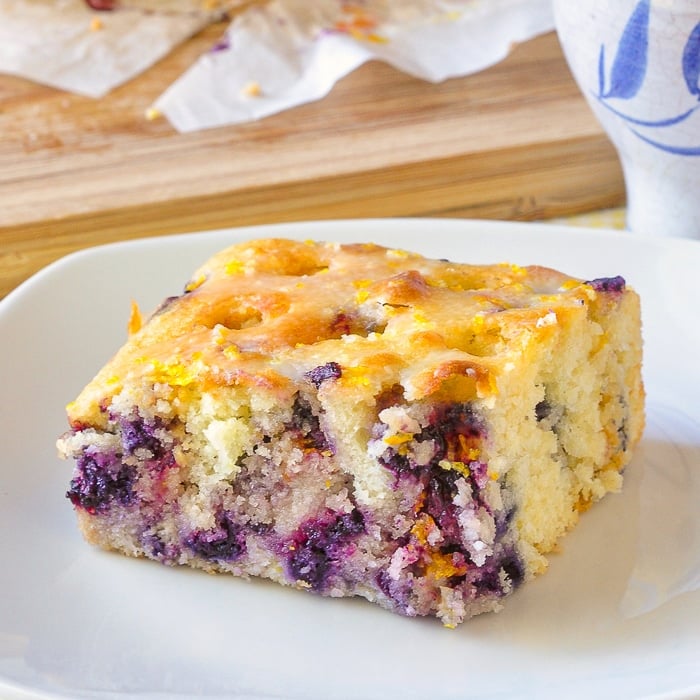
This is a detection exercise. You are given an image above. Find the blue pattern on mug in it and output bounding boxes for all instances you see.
[682,21,700,98]
[599,0,650,100]
[596,1,700,155]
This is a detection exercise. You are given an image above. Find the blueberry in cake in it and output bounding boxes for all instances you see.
[57,238,645,627]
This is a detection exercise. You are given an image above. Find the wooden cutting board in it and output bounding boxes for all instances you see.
[0,27,624,299]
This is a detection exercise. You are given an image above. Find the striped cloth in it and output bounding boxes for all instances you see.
[550,208,627,230]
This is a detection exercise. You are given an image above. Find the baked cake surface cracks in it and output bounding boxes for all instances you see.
[57,238,645,627]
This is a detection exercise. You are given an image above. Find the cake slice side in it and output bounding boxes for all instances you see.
[57,238,644,626]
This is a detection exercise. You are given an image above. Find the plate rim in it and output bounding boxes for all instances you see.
[1,217,699,700]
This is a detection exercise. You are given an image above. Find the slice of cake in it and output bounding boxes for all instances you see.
[57,237,644,627]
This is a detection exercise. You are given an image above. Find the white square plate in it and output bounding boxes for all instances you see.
[1,219,698,699]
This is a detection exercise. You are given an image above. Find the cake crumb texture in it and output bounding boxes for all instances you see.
[57,238,645,626]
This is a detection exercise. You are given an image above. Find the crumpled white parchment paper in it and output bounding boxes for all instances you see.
[0,0,240,98]
[154,0,555,131]
[0,0,555,125]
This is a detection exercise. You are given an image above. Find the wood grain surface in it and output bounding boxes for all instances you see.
[0,27,624,299]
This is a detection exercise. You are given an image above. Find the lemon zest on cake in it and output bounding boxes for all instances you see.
[341,365,371,387]
[142,358,198,387]
[128,301,143,336]
[413,310,430,325]
[383,432,414,447]
[410,514,437,545]
[185,275,206,293]
[438,459,471,478]
[353,279,372,304]
[386,248,410,259]
[425,550,468,580]
[561,279,581,291]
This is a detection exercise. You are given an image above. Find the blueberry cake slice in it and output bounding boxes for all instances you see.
[57,238,644,626]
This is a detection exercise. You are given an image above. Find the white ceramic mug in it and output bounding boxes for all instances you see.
[553,0,700,239]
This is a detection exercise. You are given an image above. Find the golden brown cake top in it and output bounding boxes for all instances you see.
[66,238,616,425]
